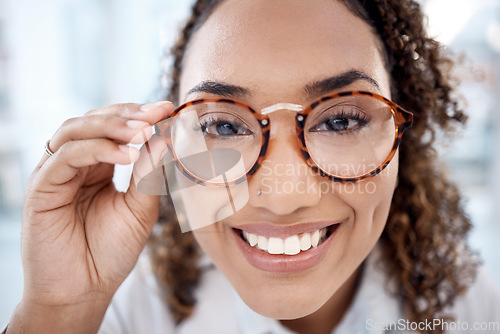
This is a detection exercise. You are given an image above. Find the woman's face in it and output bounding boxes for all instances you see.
[178,0,398,321]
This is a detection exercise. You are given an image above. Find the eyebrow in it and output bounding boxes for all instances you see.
[186,81,251,99]
[304,70,380,99]
[185,70,380,101]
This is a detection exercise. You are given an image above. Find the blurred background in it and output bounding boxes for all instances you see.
[0,0,499,326]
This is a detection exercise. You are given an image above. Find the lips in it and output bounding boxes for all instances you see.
[232,222,341,273]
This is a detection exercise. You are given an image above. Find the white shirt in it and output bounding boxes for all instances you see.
[99,247,500,334]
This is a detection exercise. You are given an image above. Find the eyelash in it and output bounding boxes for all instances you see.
[310,109,371,134]
[192,115,250,138]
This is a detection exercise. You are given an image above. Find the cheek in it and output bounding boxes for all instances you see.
[171,169,251,231]
[192,225,218,253]
[338,150,399,242]
[192,223,243,291]
[314,153,398,298]
[192,223,227,269]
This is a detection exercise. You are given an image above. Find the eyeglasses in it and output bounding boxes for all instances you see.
[155,91,413,187]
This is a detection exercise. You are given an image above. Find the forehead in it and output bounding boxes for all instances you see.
[180,0,389,103]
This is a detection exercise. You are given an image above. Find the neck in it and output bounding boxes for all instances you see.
[279,264,363,334]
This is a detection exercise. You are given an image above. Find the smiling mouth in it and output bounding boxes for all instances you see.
[233,224,339,256]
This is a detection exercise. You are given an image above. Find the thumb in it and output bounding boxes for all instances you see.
[124,135,169,231]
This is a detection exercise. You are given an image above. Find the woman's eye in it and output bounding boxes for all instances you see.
[210,123,238,136]
[313,116,362,132]
[201,119,251,137]
[326,117,352,131]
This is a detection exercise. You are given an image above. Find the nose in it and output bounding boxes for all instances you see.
[249,111,322,215]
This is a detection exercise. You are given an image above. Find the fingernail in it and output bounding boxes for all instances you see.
[126,120,149,129]
[119,144,131,153]
[140,101,170,112]
[119,145,140,161]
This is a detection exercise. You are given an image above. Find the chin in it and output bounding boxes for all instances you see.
[237,283,329,320]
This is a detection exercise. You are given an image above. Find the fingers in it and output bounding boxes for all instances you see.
[34,101,175,183]
[49,102,173,153]
[123,135,169,229]
[37,101,174,168]
[40,139,140,186]
[48,115,151,155]
[130,134,170,196]
[86,101,174,124]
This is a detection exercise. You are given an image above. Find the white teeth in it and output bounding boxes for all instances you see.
[247,232,258,247]
[243,231,258,247]
[242,227,331,255]
[300,233,312,251]
[257,235,268,251]
[284,235,301,255]
[268,237,284,254]
[311,230,320,248]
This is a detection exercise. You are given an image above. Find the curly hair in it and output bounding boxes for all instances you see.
[148,0,479,332]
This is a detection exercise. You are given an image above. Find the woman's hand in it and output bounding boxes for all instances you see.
[9,102,173,334]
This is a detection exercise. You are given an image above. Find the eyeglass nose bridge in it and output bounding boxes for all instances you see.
[260,102,303,115]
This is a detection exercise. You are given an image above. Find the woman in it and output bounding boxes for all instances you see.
[5,0,500,333]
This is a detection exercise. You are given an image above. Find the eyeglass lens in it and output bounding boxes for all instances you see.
[171,102,263,183]
[304,95,395,178]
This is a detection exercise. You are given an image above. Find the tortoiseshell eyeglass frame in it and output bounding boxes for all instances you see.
[155,90,413,187]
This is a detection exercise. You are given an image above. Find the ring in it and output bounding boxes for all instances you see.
[45,140,55,157]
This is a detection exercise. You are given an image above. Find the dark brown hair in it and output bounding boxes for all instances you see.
[148,0,478,332]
